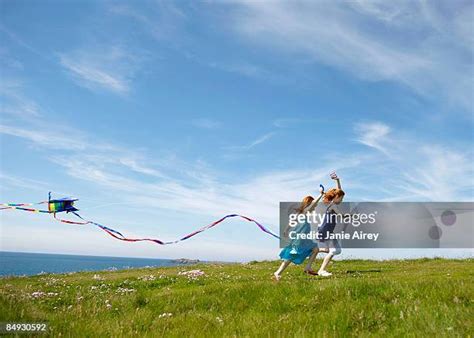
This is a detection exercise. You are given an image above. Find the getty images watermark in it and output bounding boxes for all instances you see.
[279,202,474,248]
[288,209,379,241]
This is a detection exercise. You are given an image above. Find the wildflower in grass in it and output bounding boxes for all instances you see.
[138,275,156,281]
[31,291,58,298]
[116,287,136,294]
[158,313,172,318]
[178,269,205,280]
[93,274,104,281]
[31,291,45,298]
[216,317,224,323]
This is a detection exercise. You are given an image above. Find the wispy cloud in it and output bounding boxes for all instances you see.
[225,132,275,151]
[59,45,146,94]
[354,121,391,154]
[0,124,87,150]
[227,1,474,111]
[119,158,166,178]
[353,120,474,201]
[399,146,474,201]
[0,80,41,118]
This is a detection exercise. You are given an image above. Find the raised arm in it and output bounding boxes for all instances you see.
[306,185,325,212]
[331,171,342,190]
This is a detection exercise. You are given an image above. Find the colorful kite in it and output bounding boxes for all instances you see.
[0,193,280,245]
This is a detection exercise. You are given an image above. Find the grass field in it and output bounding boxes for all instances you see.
[0,258,472,337]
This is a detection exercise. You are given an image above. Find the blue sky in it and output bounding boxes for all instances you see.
[1,0,473,261]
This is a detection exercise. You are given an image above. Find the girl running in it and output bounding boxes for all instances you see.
[273,186,324,281]
[305,172,345,276]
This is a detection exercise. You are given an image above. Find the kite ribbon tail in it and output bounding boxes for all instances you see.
[2,206,51,213]
[53,212,90,225]
[238,215,280,239]
[65,211,165,245]
[0,201,49,208]
[90,221,165,245]
[176,214,236,242]
[49,210,279,245]
[177,214,280,242]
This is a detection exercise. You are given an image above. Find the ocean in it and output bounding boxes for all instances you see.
[0,251,191,276]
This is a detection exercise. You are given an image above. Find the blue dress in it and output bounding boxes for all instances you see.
[279,221,317,264]
[318,208,336,241]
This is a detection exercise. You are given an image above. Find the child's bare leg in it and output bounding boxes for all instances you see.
[304,249,319,272]
[274,260,291,280]
[318,241,341,276]
[319,253,334,273]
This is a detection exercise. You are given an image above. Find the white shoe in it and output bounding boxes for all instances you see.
[318,270,332,277]
[273,272,281,281]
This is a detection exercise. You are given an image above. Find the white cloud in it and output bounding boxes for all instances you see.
[353,120,474,201]
[354,121,391,153]
[227,0,474,111]
[0,80,41,118]
[225,132,275,151]
[59,45,145,94]
[399,146,474,201]
[0,124,87,150]
[119,158,166,178]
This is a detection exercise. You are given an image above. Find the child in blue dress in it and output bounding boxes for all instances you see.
[273,186,324,281]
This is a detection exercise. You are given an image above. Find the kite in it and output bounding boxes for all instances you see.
[0,192,280,245]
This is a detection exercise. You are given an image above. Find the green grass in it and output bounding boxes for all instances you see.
[1,258,473,337]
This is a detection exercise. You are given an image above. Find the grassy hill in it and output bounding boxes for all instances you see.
[0,259,472,337]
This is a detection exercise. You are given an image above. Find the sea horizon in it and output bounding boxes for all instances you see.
[0,251,205,277]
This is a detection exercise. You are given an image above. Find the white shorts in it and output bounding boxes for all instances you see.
[317,239,342,255]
